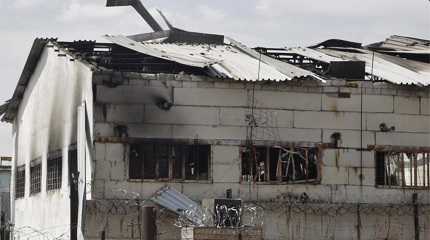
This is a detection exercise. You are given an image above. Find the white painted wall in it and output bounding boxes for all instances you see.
[12,44,93,240]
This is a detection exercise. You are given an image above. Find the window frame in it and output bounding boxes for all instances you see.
[375,150,430,189]
[47,152,63,191]
[128,140,212,182]
[240,145,321,185]
[15,165,26,199]
[30,160,42,195]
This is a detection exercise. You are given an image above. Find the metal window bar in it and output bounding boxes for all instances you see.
[410,154,413,186]
[245,146,318,183]
[383,152,430,188]
[47,157,62,190]
[15,167,25,199]
[427,153,430,187]
[30,164,41,194]
[422,153,426,187]
[401,153,406,187]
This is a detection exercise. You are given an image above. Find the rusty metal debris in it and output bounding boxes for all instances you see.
[241,145,319,183]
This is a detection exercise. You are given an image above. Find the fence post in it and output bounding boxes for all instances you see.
[143,206,157,240]
[356,204,361,240]
[413,193,419,240]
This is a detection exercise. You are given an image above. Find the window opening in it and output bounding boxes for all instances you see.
[129,142,210,181]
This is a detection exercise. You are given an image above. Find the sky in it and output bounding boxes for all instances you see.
[0,0,429,156]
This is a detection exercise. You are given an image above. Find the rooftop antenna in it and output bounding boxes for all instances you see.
[106,0,163,32]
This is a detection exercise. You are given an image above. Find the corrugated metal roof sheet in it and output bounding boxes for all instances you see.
[318,48,430,86]
[105,34,322,81]
[284,47,344,63]
[283,47,430,86]
[368,35,430,54]
[151,187,206,226]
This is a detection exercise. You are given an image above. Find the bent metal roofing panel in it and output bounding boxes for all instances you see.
[104,34,322,81]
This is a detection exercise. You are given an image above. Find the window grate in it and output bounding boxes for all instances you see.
[15,166,25,199]
[47,157,62,191]
[376,151,430,189]
[30,164,41,194]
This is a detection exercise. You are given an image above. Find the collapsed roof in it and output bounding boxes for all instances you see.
[102,0,321,81]
[367,35,430,57]
[104,34,321,81]
[257,36,430,86]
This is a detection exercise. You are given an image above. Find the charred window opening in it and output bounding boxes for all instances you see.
[241,146,319,183]
[15,166,25,199]
[30,161,41,195]
[47,156,62,191]
[129,142,210,181]
[376,151,430,188]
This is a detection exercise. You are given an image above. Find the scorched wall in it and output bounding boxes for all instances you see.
[87,71,430,240]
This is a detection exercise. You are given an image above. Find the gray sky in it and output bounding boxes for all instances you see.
[0,0,429,156]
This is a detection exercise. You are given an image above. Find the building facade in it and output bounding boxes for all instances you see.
[0,9,430,239]
[86,71,430,240]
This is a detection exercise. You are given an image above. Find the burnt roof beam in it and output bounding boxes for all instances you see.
[106,0,163,32]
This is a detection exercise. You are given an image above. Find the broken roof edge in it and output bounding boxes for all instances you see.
[1,38,53,122]
[93,69,323,85]
[0,38,99,123]
[309,39,363,49]
[224,37,325,82]
[105,34,323,82]
[93,69,428,92]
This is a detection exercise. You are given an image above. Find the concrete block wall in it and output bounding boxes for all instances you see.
[89,72,430,240]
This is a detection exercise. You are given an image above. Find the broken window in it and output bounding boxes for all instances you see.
[47,156,62,190]
[376,151,430,188]
[30,161,41,195]
[241,146,319,183]
[129,142,210,181]
[15,166,25,199]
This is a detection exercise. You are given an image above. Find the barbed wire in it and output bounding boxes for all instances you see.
[8,188,430,239]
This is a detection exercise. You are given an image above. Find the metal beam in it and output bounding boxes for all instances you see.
[157,9,173,30]
[106,0,163,32]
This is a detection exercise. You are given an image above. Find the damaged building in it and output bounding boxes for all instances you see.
[1,1,430,239]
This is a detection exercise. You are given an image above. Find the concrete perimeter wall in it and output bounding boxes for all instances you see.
[87,72,430,240]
